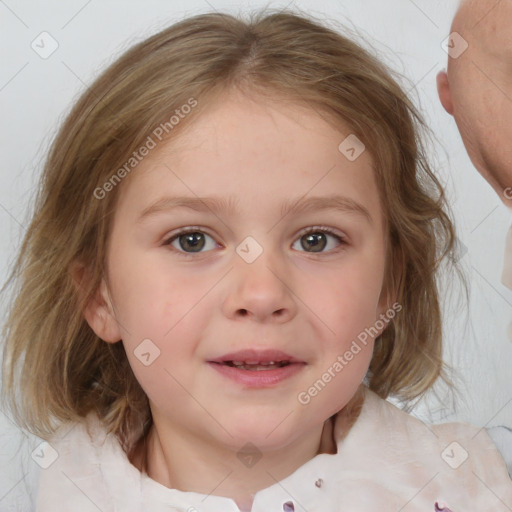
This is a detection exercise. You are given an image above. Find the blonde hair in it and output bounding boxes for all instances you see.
[2,9,456,453]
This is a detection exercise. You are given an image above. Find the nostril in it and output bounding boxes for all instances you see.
[238,309,248,316]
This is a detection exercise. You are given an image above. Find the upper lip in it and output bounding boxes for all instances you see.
[208,349,304,364]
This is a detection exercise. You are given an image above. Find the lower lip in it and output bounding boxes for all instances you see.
[207,362,305,387]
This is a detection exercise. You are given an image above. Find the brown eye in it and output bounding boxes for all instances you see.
[165,229,218,255]
[177,232,205,252]
[292,228,345,253]
[301,232,327,252]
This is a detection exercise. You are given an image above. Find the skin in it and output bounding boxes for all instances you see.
[437,0,512,206]
[82,89,393,510]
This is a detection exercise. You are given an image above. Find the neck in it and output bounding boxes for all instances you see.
[131,387,365,510]
[145,421,330,510]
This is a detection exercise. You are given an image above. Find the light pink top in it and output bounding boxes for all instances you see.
[35,388,512,511]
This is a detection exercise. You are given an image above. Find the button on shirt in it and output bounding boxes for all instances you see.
[34,387,512,511]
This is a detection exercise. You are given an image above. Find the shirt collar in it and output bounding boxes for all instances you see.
[113,387,370,512]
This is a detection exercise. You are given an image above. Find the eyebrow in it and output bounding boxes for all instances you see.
[137,194,372,224]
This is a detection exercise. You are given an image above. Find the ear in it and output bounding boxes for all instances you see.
[69,261,122,343]
[436,70,454,115]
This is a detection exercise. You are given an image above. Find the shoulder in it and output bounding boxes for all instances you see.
[48,411,110,450]
[363,388,509,469]
[35,412,134,512]
[0,416,106,512]
[331,387,512,509]
[42,411,116,474]
[0,427,42,512]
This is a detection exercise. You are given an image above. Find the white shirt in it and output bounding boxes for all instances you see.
[33,387,512,512]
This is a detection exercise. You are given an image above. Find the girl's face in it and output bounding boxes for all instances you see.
[97,90,390,453]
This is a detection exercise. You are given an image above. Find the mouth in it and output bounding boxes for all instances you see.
[213,360,292,371]
[208,348,304,368]
[207,349,305,387]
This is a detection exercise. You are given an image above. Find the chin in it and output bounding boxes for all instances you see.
[230,430,299,454]
[227,411,321,452]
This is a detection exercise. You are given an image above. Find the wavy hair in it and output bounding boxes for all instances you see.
[2,9,457,454]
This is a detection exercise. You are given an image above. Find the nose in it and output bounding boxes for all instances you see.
[221,249,298,324]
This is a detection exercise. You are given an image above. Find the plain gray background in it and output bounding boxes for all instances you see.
[1,0,511,506]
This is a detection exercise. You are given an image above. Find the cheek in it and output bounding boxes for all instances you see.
[307,335,374,418]
[108,259,217,380]
[118,299,209,410]
[297,272,382,402]
[454,83,495,141]
[310,262,384,323]
[123,349,198,421]
[108,254,211,338]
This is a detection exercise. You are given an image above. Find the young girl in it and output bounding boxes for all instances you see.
[2,8,511,512]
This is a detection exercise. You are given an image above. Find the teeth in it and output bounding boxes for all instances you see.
[233,361,278,366]
[224,360,290,370]
[238,364,276,371]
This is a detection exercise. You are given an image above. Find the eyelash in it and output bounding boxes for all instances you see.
[162,226,347,258]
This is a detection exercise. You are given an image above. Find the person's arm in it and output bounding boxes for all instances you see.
[487,426,512,478]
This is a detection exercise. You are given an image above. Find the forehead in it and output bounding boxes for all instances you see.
[455,0,512,52]
[168,89,349,155]
[114,89,383,227]
[136,89,362,179]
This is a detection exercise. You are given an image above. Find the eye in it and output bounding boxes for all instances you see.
[163,226,346,256]
[292,227,346,253]
[164,228,219,254]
